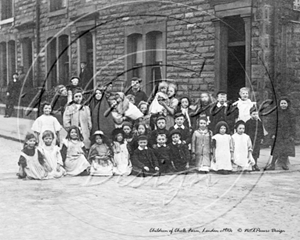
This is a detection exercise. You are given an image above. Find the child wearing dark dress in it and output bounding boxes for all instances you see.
[168,129,190,173]
[245,107,264,171]
[131,135,159,177]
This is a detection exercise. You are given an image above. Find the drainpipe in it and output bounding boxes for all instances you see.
[35,0,40,86]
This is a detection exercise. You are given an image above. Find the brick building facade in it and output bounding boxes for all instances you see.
[0,0,300,137]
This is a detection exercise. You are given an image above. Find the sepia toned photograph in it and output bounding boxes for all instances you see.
[0,0,299,239]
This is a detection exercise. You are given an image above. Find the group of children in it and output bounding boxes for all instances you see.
[17,77,268,179]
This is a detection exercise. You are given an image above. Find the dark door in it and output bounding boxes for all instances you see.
[227,45,245,101]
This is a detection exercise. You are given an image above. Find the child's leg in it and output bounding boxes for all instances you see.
[266,154,278,170]
[280,155,289,170]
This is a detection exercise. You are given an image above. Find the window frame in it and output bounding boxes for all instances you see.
[125,22,167,95]
[48,0,67,17]
[0,0,14,25]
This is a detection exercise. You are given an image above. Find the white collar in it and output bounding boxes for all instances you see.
[138,146,148,150]
[174,124,185,129]
[217,102,227,107]
[172,140,182,145]
[157,144,167,148]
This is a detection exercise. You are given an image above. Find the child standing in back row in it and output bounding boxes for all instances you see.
[233,87,256,122]
[31,102,62,146]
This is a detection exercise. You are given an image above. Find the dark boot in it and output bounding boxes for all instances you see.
[281,156,289,170]
[265,156,277,170]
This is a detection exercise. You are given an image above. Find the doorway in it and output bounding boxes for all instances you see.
[227,45,245,101]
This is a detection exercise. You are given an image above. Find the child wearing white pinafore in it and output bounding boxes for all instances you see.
[232,87,256,122]
[60,126,90,176]
[231,120,255,171]
[31,102,61,147]
[211,121,234,174]
[39,130,66,178]
[112,128,132,175]
[17,133,50,180]
[88,131,115,176]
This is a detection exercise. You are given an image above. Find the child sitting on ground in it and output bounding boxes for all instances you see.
[17,133,50,180]
[60,126,90,176]
[88,130,114,176]
[39,130,66,178]
[131,135,159,177]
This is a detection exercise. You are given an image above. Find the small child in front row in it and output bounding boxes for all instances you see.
[112,128,132,176]
[17,133,51,180]
[88,130,115,176]
[211,121,234,174]
[39,130,66,178]
[245,107,264,171]
[191,117,212,173]
[168,129,190,173]
[153,133,173,174]
[131,135,159,177]
[231,120,255,171]
[60,126,90,176]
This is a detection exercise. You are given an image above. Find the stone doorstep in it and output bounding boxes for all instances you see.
[0,103,38,120]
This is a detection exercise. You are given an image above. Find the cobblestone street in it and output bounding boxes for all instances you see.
[0,137,299,240]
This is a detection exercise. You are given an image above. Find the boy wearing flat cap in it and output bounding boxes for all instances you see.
[131,135,159,176]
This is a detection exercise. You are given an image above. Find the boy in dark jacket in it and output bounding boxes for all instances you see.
[168,129,190,173]
[153,133,173,174]
[150,116,169,147]
[245,107,264,171]
[131,135,159,176]
[169,112,192,147]
[210,91,238,134]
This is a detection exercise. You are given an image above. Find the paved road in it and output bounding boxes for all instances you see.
[0,138,299,240]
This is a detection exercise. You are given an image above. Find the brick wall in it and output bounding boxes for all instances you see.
[1,0,300,138]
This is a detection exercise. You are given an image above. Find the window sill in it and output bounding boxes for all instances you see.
[0,17,13,25]
[48,8,67,18]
